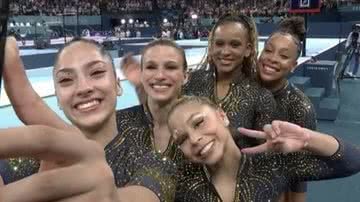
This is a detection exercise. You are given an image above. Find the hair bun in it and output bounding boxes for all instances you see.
[278,17,305,41]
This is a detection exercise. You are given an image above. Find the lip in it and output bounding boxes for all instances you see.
[150,82,172,92]
[218,58,234,65]
[261,63,280,74]
[197,140,215,158]
[74,98,102,112]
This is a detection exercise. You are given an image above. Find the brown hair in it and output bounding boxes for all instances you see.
[140,38,188,72]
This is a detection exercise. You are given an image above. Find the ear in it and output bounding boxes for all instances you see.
[116,78,122,96]
[216,108,230,127]
[183,71,189,85]
[244,43,252,58]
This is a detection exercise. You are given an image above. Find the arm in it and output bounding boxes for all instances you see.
[121,53,146,105]
[239,121,360,181]
[117,186,160,202]
[3,37,71,130]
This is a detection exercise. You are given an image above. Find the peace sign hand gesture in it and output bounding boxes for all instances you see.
[238,121,311,154]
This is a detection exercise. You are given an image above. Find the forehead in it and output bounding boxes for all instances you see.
[213,22,248,40]
[143,45,183,63]
[169,103,212,127]
[267,33,297,50]
[56,42,108,69]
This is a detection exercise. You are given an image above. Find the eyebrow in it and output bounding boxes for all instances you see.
[55,60,106,76]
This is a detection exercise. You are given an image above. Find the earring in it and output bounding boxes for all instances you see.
[224,118,230,127]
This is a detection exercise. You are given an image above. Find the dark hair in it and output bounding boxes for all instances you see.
[200,13,258,78]
[268,16,305,59]
[53,37,116,75]
[140,38,188,71]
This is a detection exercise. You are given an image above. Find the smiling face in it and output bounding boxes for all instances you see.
[141,45,187,104]
[257,33,298,84]
[210,22,251,76]
[54,41,120,131]
[168,101,231,166]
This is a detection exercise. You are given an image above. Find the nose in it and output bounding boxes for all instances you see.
[76,76,94,97]
[189,133,203,145]
[267,53,280,64]
[154,69,166,80]
[220,45,231,56]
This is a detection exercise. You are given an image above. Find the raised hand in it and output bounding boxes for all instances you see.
[121,52,141,87]
[238,120,310,154]
[0,126,118,202]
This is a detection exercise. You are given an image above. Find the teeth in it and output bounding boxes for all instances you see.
[200,141,214,156]
[77,100,99,110]
[152,84,170,89]
[264,65,277,73]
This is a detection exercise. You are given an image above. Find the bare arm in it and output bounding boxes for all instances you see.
[117,186,160,202]
[3,37,71,130]
[239,120,339,156]
[0,125,163,202]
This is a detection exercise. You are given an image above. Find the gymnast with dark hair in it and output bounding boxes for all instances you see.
[256,16,316,202]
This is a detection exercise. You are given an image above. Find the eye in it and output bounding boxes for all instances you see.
[144,65,156,70]
[166,65,180,70]
[57,76,73,86]
[231,41,241,48]
[264,48,272,53]
[193,117,204,129]
[215,40,224,47]
[91,70,106,78]
[280,55,289,59]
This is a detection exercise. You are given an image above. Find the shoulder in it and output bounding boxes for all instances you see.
[287,84,315,113]
[116,105,145,125]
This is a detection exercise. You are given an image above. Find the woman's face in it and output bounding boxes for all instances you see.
[54,41,120,131]
[257,33,298,83]
[141,45,186,104]
[210,22,251,75]
[168,102,230,166]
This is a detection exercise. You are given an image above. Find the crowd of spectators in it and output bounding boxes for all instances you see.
[11,0,360,17]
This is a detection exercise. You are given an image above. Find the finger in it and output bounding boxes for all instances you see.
[241,143,269,154]
[238,127,266,139]
[1,164,97,202]
[0,126,99,162]
[271,120,281,135]
[263,124,277,139]
[0,175,4,186]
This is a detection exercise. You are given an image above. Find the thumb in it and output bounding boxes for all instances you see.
[0,175,4,186]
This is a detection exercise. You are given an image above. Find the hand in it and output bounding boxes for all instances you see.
[238,120,310,154]
[0,126,118,202]
[121,53,141,87]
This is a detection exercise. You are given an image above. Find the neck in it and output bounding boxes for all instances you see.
[209,131,242,179]
[263,78,288,93]
[78,114,117,148]
[216,65,243,84]
[147,98,175,126]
